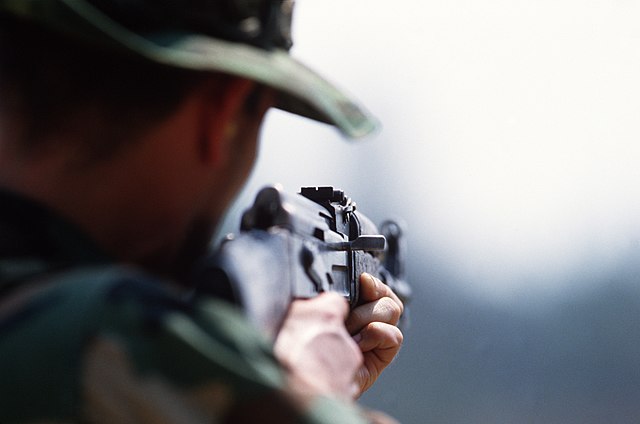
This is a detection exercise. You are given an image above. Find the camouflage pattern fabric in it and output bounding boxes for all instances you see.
[0,191,367,423]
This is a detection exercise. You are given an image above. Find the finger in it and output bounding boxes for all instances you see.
[359,273,404,315]
[356,322,403,361]
[345,296,402,335]
[289,292,350,323]
[354,322,404,395]
[363,410,401,424]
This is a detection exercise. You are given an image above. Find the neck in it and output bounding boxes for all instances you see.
[0,104,221,278]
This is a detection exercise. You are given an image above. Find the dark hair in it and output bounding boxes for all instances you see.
[0,14,213,161]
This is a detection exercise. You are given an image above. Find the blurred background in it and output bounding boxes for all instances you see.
[217,1,640,423]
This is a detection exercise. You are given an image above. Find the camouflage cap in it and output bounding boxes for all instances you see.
[0,0,378,138]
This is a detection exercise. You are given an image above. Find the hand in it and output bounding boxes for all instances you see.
[273,292,363,400]
[364,409,402,424]
[346,273,404,396]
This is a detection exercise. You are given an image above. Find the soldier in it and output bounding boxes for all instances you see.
[0,1,404,423]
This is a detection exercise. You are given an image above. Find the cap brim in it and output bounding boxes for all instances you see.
[15,0,379,139]
[147,34,380,139]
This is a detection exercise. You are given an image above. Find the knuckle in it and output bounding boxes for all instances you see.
[379,297,402,323]
[366,322,404,346]
[390,325,404,345]
[386,290,404,316]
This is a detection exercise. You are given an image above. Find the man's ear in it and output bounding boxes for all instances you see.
[198,77,255,166]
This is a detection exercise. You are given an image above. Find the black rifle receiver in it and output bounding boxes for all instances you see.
[212,185,411,339]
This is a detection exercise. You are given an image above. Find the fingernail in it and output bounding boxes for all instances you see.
[353,332,363,344]
[368,273,381,290]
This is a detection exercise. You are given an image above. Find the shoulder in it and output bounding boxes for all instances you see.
[1,264,256,349]
[0,264,285,422]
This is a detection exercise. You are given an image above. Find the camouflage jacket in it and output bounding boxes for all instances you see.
[0,191,368,424]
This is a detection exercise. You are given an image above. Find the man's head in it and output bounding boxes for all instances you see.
[0,0,376,279]
[0,0,377,139]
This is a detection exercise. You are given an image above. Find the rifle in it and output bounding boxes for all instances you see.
[209,185,411,339]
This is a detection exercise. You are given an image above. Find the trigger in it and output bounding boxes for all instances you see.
[300,245,323,293]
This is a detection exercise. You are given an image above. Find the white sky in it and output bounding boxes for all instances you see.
[231,0,640,304]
